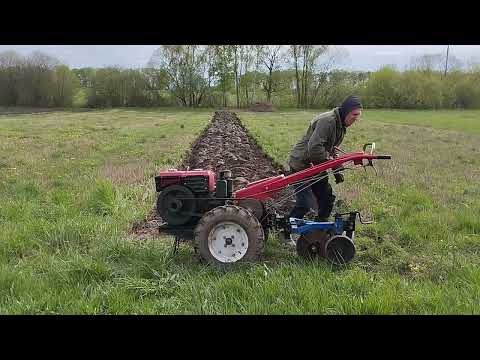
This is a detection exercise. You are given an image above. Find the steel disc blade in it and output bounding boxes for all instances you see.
[296,229,330,259]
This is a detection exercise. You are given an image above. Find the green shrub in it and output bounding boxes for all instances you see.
[454,77,480,108]
[364,67,401,108]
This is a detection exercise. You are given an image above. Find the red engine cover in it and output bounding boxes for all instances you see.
[156,169,216,192]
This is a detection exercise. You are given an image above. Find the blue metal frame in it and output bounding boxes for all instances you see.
[289,217,345,235]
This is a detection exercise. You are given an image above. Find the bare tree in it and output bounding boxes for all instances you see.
[232,45,241,108]
[239,45,255,106]
[260,45,285,102]
[28,51,60,70]
[410,53,444,72]
[291,45,301,108]
[230,45,257,108]
[290,45,339,108]
[309,46,349,107]
[196,45,216,107]
[444,45,450,77]
[251,45,264,104]
[410,52,464,74]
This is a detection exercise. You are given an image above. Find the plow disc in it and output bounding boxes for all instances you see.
[296,229,331,259]
[296,229,355,265]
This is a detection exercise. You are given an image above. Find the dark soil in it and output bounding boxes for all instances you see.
[248,102,276,112]
[182,111,281,189]
[131,110,296,239]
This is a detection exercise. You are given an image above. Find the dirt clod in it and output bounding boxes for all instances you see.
[249,102,276,112]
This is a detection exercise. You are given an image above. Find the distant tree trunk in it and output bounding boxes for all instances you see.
[292,46,301,108]
[260,45,283,103]
[233,46,240,108]
[59,72,65,106]
[222,81,227,107]
[310,72,327,107]
[252,46,263,104]
[265,67,273,102]
[301,46,307,107]
[444,45,450,78]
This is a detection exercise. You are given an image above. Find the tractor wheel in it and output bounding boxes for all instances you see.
[236,199,264,220]
[193,205,265,265]
[236,199,269,242]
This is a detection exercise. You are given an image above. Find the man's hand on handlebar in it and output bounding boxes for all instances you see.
[333,165,345,184]
[334,173,344,184]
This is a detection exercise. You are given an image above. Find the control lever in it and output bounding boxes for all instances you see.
[363,142,376,154]
[356,211,374,224]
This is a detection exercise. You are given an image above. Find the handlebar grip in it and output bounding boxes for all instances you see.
[375,155,391,159]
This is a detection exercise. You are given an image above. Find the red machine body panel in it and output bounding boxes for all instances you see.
[156,169,216,192]
[234,152,388,201]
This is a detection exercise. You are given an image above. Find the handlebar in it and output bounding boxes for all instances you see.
[363,142,376,154]
[362,142,391,160]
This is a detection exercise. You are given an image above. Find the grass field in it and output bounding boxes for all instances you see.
[1,108,479,314]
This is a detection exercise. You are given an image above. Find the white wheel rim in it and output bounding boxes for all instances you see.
[208,221,249,263]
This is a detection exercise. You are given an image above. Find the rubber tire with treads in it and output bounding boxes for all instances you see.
[236,199,269,242]
[193,205,265,265]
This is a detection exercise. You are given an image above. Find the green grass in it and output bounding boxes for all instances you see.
[366,109,480,134]
[240,109,480,312]
[1,108,480,314]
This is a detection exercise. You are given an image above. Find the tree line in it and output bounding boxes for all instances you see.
[0,50,79,107]
[1,46,480,109]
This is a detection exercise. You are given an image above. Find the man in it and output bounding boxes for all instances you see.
[287,95,363,223]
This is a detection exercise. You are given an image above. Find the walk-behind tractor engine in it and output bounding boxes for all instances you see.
[155,143,391,265]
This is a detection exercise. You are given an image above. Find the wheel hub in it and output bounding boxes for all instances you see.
[168,198,183,212]
[208,221,249,263]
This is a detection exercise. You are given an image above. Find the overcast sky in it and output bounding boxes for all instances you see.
[1,45,479,71]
